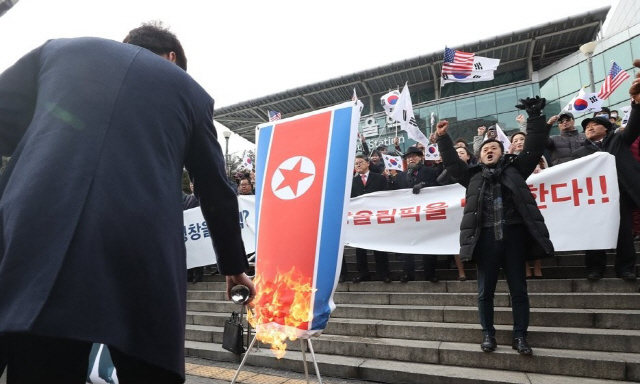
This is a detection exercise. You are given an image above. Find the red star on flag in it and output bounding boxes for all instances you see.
[275,158,314,196]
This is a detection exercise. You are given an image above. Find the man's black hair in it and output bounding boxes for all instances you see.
[123,21,187,71]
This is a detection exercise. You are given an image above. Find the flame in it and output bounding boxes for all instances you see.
[247,267,316,358]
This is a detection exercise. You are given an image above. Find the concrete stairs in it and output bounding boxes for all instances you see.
[185,247,640,383]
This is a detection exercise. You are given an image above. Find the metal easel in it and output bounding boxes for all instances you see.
[230,334,323,384]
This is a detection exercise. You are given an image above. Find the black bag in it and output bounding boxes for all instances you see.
[222,311,245,354]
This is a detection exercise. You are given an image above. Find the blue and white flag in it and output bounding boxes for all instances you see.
[390,83,430,146]
[382,154,403,171]
[561,88,604,115]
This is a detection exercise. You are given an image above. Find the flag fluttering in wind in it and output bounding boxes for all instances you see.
[268,110,282,122]
[561,88,604,115]
[380,90,401,117]
[241,154,253,171]
[389,83,430,146]
[597,61,630,100]
[441,48,499,85]
[493,124,512,154]
[382,154,403,171]
[352,87,364,113]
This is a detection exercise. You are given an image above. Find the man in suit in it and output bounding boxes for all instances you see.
[0,24,254,383]
[341,155,391,283]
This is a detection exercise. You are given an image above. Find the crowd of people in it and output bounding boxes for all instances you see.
[348,92,640,355]
[347,103,640,284]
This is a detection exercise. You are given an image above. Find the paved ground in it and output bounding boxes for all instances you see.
[184,356,376,384]
[0,356,375,384]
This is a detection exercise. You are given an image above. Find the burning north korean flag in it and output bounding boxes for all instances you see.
[249,102,359,357]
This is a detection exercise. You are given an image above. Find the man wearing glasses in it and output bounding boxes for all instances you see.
[545,112,586,166]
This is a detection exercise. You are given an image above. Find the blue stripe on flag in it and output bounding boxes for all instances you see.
[311,106,353,330]
[255,125,273,231]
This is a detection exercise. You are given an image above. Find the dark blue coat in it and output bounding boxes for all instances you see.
[0,37,248,378]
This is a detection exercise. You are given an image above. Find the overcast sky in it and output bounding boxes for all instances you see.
[0,0,618,152]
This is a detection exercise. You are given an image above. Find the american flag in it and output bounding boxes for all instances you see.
[442,48,475,76]
[597,62,630,100]
[268,110,282,122]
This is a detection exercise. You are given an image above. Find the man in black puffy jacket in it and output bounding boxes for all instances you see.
[435,97,554,356]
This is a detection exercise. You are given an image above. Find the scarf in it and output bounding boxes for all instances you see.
[481,162,506,241]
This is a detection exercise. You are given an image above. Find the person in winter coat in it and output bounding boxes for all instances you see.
[435,96,554,356]
[571,98,640,282]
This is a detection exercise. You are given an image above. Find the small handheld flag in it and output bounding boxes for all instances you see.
[268,110,282,122]
[382,154,403,171]
[597,61,630,100]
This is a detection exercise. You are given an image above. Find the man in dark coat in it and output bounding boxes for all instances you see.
[436,97,554,356]
[572,101,640,281]
[391,146,440,283]
[349,154,391,283]
[0,28,254,383]
[545,112,586,166]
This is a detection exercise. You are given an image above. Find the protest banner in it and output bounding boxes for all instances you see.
[191,152,620,264]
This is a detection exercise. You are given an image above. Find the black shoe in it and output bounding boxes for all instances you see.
[621,272,637,281]
[383,276,392,283]
[480,336,497,352]
[426,276,439,283]
[352,275,371,284]
[338,275,346,283]
[400,275,414,283]
[512,337,532,355]
[587,271,602,281]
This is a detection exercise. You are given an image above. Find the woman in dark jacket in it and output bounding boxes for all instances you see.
[435,97,554,356]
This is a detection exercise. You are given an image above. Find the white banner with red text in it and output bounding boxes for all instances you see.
[345,152,619,254]
[183,195,256,269]
[184,152,619,265]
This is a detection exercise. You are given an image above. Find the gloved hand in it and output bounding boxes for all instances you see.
[515,96,546,117]
[412,182,425,195]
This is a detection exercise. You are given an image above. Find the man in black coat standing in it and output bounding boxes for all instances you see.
[342,155,391,283]
[391,147,440,282]
[0,25,254,383]
[436,97,554,356]
[572,92,640,282]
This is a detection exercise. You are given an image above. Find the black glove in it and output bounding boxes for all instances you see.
[412,182,425,195]
[515,96,546,117]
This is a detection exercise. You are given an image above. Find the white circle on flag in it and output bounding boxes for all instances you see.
[271,156,316,200]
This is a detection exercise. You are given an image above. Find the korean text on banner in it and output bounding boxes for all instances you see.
[345,152,619,254]
[250,101,358,357]
[183,195,255,269]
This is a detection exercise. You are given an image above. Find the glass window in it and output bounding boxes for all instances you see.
[631,35,640,60]
[497,111,518,132]
[440,82,474,99]
[495,88,517,113]
[416,105,438,131]
[456,96,476,121]
[532,83,540,96]
[577,61,592,89]
[438,101,457,121]
[475,93,497,116]
[557,65,581,97]
[590,53,605,84]
[516,85,534,101]
[543,98,562,119]
[602,42,633,81]
[539,76,559,101]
